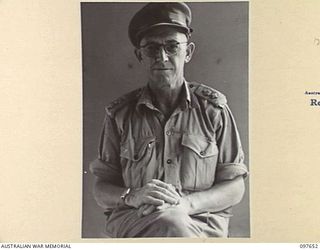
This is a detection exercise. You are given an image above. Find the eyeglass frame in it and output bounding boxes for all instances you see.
[138,41,189,58]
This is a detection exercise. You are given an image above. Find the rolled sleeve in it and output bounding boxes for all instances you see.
[215,105,249,182]
[89,159,122,184]
[215,163,248,182]
[89,113,123,186]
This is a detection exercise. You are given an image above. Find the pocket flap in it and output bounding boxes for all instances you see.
[120,136,155,161]
[181,134,218,158]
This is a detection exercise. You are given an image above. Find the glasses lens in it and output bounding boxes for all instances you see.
[144,44,158,57]
[140,42,187,58]
[164,43,180,55]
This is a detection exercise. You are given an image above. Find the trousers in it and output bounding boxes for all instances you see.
[104,206,229,238]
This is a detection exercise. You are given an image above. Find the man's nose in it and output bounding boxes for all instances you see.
[156,47,169,62]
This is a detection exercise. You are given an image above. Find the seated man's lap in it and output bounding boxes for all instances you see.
[105,206,229,238]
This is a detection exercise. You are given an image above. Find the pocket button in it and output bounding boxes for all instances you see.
[166,130,173,136]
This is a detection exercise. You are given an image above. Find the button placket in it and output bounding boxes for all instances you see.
[163,119,178,185]
[164,122,172,166]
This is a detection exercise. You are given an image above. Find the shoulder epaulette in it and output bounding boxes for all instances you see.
[188,82,227,108]
[105,87,143,117]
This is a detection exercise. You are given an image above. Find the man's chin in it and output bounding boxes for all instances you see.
[151,75,172,85]
[149,78,173,91]
[152,71,172,78]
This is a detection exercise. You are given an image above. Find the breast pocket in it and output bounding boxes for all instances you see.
[180,134,219,191]
[120,136,156,188]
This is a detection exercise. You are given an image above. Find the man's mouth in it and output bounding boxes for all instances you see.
[152,68,172,70]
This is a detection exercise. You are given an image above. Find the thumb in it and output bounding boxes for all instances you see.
[142,205,156,216]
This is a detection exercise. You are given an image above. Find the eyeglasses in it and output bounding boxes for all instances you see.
[139,41,188,58]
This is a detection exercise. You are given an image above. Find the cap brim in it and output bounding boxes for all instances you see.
[136,23,192,40]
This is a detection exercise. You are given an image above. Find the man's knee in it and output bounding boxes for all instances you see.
[152,208,202,237]
[157,208,188,224]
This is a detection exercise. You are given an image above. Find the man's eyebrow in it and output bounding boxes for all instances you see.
[147,40,182,44]
[165,39,179,43]
[165,39,189,44]
[144,38,180,43]
[140,39,186,47]
[141,40,177,46]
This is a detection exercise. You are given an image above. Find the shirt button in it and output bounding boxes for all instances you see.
[167,159,172,164]
[200,151,205,156]
[166,130,172,136]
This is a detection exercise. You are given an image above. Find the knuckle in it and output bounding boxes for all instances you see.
[146,183,154,189]
[150,191,161,198]
[150,183,156,188]
[145,196,153,203]
[163,189,169,195]
[153,185,161,192]
[151,179,158,184]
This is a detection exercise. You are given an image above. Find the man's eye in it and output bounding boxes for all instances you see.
[165,44,179,52]
[145,44,157,51]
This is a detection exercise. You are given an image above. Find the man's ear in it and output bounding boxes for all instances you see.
[185,42,195,63]
[134,48,143,62]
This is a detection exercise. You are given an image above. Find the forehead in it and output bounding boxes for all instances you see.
[140,26,188,44]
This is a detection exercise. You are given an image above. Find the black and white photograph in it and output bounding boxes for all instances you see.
[3,0,320,245]
[82,2,249,238]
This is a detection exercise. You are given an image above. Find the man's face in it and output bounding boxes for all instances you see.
[136,27,195,91]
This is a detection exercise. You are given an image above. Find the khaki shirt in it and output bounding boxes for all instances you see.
[90,81,248,214]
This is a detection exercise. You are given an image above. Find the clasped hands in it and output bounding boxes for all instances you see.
[124,179,190,217]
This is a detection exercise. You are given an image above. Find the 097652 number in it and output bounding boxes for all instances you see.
[300,244,318,248]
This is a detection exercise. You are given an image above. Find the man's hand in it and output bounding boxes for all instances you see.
[125,179,180,209]
[138,177,246,217]
[138,195,192,217]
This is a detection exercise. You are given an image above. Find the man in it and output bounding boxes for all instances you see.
[90,2,248,238]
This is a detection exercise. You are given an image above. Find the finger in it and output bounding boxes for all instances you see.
[149,191,179,205]
[161,184,181,197]
[168,185,182,197]
[142,205,156,216]
[156,203,172,211]
[151,179,171,188]
[144,196,165,206]
[151,180,181,197]
[152,185,180,199]
[137,204,149,217]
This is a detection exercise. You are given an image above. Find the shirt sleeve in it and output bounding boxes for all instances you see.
[214,104,248,183]
[89,112,124,186]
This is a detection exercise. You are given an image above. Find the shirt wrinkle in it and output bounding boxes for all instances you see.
[90,81,248,216]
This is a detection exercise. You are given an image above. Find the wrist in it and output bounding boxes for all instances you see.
[180,195,193,214]
[124,188,141,208]
[120,187,131,206]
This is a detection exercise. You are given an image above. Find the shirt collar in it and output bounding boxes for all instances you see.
[136,80,199,113]
[136,85,158,113]
[184,80,200,110]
